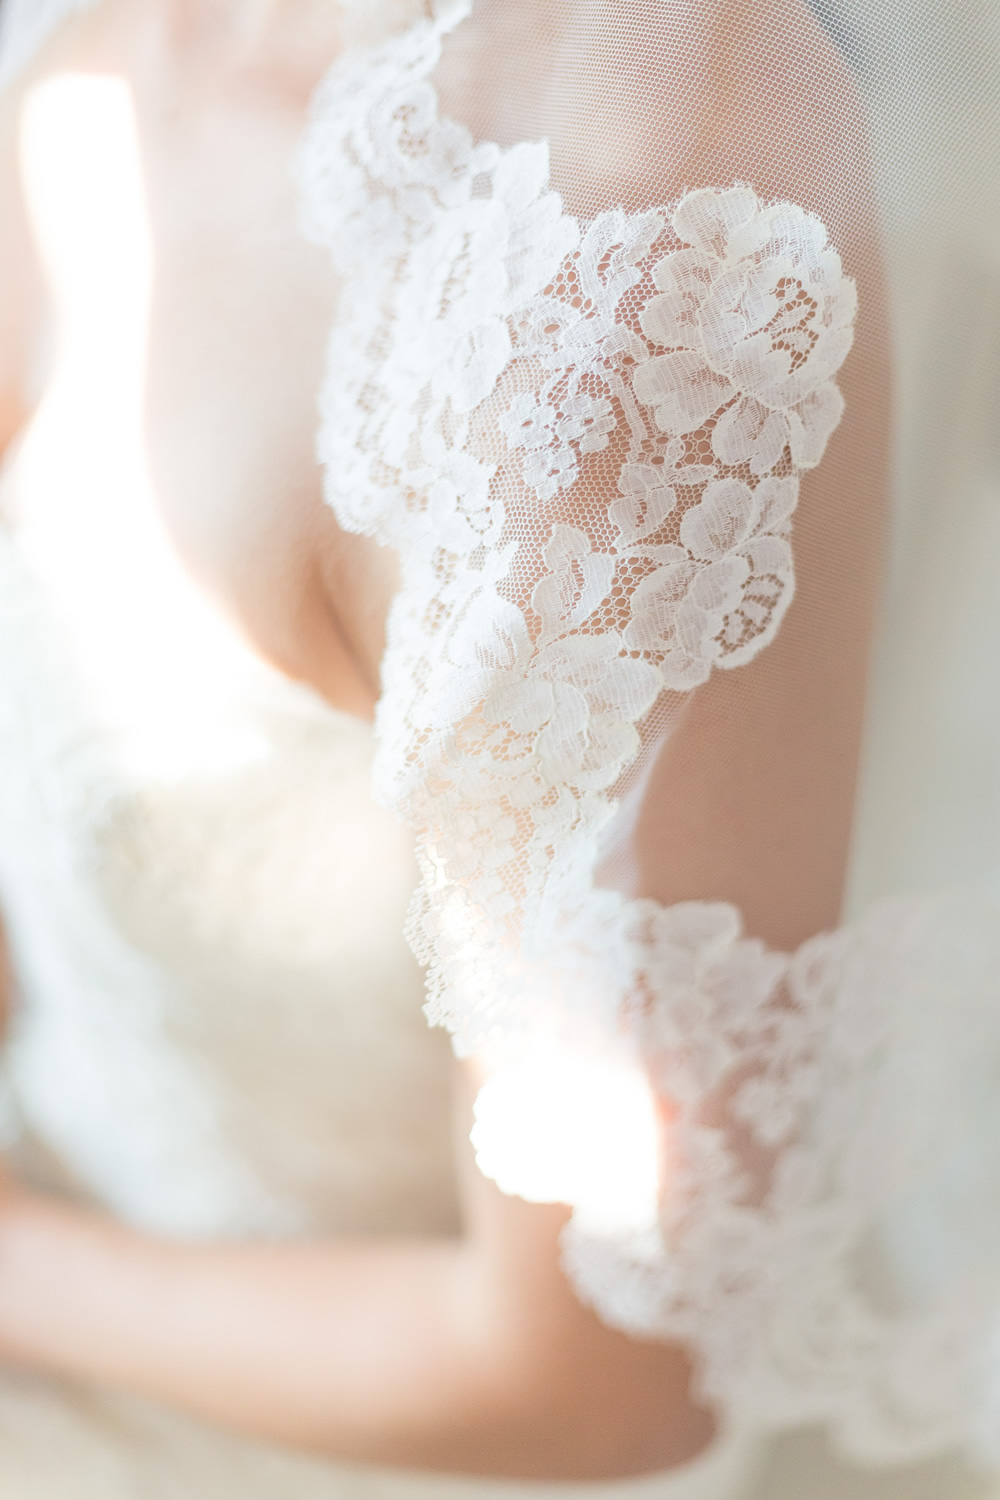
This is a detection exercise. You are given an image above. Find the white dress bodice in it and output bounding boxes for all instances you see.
[0,530,461,1242]
[0,68,457,1244]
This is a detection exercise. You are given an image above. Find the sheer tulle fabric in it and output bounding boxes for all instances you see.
[5,0,1000,1477]
[298,0,1000,1465]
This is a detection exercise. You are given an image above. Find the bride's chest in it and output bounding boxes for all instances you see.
[139,81,409,705]
[14,67,396,712]
[139,95,334,549]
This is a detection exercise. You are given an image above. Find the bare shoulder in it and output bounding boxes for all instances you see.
[709,0,873,229]
[0,1,130,456]
[551,0,870,238]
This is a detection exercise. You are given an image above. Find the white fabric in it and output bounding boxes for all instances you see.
[1,0,1000,1496]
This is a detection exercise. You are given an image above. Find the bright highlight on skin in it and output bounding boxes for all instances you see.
[12,75,267,779]
[472,1051,661,1234]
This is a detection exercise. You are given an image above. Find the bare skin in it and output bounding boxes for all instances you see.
[0,1071,707,1479]
[0,0,884,1479]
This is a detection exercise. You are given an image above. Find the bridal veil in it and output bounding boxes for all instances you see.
[3,0,1000,1476]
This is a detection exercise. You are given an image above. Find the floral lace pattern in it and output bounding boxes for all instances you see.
[299,0,1000,1461]
[301,6,855,854]
[299,0,1000,1463]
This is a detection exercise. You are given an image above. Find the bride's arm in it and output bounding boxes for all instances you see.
[0,1060,708,1482]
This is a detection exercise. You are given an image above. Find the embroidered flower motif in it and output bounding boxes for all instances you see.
[786,382,847,468]
[610,459,682,546]
[477,632,659,799]
[680,474,796,563]
[418,431,501,549]
[711,396,793,476]
[633,901,788,1103]
[633,186,855,467]
[501,393,616,500]
[623,554,750,690]
[411,153,578,416]
[632,347,739,437]
[498,207,669,497]
[531,526,616,635]
[620,473,798,683]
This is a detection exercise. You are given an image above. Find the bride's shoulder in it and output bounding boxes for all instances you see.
[0,0,134,458]
[558,0,869,234]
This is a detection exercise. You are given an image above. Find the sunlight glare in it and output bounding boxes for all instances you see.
[472,1051,661,1234]
[12,74,268,780]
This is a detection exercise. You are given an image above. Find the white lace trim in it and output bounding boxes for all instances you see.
[290,1,1000,1466]
[300,13,855,1066]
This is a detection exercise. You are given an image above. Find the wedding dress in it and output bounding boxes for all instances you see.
[0,0,998,1496]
